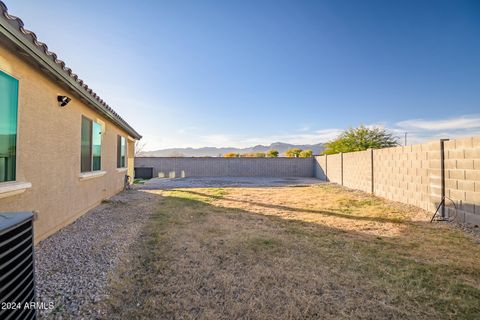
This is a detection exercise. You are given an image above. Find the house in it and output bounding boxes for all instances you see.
[0,2,142,243]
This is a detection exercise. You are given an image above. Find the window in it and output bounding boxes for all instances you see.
[117,135,127,168]
[0,71,18,183]
[81,116,102,172]
[92,122,102,171]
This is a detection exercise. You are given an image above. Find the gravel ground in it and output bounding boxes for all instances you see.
[450,222,480,243]
[32,178,479,319]
[33,178,321,319]
[142,176,323,189]
[34,189,158,319]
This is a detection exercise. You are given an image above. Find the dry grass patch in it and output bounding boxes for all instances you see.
[101,185,480,319]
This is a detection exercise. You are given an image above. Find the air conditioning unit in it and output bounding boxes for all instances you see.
[0,212,36,320]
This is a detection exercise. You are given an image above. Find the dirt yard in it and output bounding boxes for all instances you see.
[99,183,480,319]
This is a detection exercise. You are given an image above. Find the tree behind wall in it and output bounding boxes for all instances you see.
[285,148,303,157]
[224,152,239,158]
[299,149,313,158]
[266,150,279,157]
[241,152,266,157]
[323,125,399,155]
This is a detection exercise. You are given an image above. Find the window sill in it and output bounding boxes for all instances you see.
[116,168,128,173]
[0,181,32,199]
[78,171,106,181]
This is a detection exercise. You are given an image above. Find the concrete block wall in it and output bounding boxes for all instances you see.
[373,141,442,212]
[343,150,373,194]
[444,137,480,225]
[313,155,327,180]
[137,135,480,225]
[315,152,373,193]
[315,141,442,212]
[135,157,314,178]
[325,153,343,184]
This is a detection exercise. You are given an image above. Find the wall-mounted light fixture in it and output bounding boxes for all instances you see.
[57,95,71,107]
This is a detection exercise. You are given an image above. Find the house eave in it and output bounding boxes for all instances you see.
[0,3,142,140]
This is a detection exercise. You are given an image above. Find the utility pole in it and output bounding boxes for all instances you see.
[404,132,408,146]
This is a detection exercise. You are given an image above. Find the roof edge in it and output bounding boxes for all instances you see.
[0,1,142,139]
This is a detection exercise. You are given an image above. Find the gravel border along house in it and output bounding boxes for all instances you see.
[34,178,322,319]
[34,189,157,319]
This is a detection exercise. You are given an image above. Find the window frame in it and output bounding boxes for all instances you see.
[92,121,102,171]
[117,135,127,168]
[80,116,103,173]
[0,69,19,183]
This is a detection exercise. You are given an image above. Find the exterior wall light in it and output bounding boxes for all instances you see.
[57,95,71,107]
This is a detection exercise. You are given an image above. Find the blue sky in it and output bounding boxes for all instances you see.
[6,0,480,150]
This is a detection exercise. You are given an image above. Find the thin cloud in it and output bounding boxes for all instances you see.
[177,126,199,134]
[393,114,480,145]
[199,131,340,148]
[142,115,480,151]
[314,129,343,141]
[142,127,372,150]
[396,115,480,131]
[297,125,311,132]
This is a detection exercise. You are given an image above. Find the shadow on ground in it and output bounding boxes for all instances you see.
[99,185,480,320]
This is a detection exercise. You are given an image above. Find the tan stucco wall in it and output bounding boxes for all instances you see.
[0,45,136,243]
[127,138,135,179]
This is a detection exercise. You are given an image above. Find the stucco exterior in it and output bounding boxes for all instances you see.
[0,45,137,243]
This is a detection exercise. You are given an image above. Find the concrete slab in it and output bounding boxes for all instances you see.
[139,177,324,189]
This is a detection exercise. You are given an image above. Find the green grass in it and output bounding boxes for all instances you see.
[168,188,227,203]
[133,178,146,184]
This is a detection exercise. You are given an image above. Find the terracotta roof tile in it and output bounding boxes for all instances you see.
[0,1,141,139]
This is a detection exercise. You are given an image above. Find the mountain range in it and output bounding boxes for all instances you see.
[138,142,324,157]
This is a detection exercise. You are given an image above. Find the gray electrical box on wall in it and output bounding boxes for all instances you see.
[0,212,36,320]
